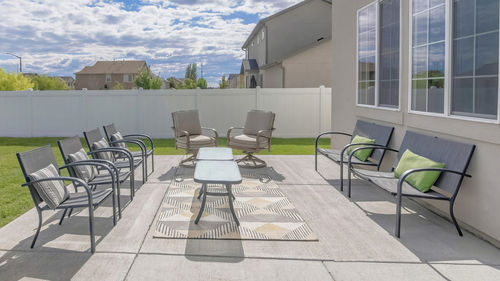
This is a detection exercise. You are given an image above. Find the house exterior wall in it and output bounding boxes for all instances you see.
[283,39,332,88]
[331,0,500,244]
[75,73,136,90]
[247,26,267,67]
[267,0,331,64]
[262,65,284,88]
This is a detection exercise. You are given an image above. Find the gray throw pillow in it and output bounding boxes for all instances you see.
[92,138,114,161]
[67,148,98,182]
[29,164,69,210]
[110,132,127,149]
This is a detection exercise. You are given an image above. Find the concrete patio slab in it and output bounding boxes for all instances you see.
[0,155,499,280]
[324,261,446,281]
[125,254,334,281]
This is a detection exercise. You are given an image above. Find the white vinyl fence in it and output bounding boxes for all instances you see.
[0,87,331,138]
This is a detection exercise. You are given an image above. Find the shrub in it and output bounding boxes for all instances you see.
[0,68,34,91]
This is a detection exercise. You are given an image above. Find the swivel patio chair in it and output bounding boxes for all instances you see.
[103,123,155,175]
[227,109,275,168]
[171,109,218,165]
[17,145,117,253]
[83,128,143,199]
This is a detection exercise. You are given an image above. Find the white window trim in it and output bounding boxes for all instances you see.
[408,0,500,124]
[356,0,402,112]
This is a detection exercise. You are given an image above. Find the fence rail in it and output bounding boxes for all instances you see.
[0,87,331,138]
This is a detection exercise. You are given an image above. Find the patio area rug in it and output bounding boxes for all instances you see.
[153,167,317,241]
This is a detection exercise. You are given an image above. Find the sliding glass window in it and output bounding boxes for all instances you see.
[452,0,499,119]
[411,0,446,113]
[357,3,377,106]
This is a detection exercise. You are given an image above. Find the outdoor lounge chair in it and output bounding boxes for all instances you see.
[171,109,218,165]
[83,128,142,199]
[103,123,155,175]
[315,120,394,191]
[58,135,133,217]
[17,145,117,253]
[346,131,476,237]
[227,110,276,168]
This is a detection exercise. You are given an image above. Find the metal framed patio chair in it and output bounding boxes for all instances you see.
[227,110,276,168]
[17,145,116,253]
[57,135,132,217]
[83,128,141,199]
[171,109,218,165]
[103,123,155,176]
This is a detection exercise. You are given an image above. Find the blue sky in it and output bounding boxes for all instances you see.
[0,0,301,86]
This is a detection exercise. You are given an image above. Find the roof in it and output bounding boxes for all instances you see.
[242,0,332,48]
[240,59,259,74]
[75,60,147,75]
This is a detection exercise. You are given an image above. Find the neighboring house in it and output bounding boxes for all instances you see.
[241,0,332,88]
[227,74,244,88]
[331,0,500,245]
[74,60,148,90]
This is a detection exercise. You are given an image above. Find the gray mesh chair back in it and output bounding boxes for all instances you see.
[84,128,106,150]
[395,131,476,196]
[352,120,394,164]
[103,123,119,138]
[17,145,58,205]
[57,136,86,178]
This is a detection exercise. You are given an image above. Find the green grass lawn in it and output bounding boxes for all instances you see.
[0,137,330,228]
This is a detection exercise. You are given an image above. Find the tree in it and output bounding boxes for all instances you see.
[111,81,124,90]
[184,63,197,81]
[185,64,192,80]
[135,68,152,89]
[149,76,162,89]
[30,75,68,90]
[196,78,207,89]
[184,78,196,89]
[219,75,228,89]
[0,68,34,91]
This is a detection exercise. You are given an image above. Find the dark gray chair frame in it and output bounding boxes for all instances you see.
[103,123,155,176]
[346,131,476,238]
[315,120,394,191]
[83,128,139,199]
[17,145,118,253]
[58,136,125,219]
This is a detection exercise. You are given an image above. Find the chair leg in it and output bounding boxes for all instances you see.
[151,152,155,172]
[236,153,266,168]
[130,170,135,200]
[88,205,96,253]
[314,149,318,171]
[395,193,403,238]
[111,187,116,226]
[340,162,344,192]
[58,209,68,225]
[347,167,352,198]
[31,209,43,249]
[450,200,463,236]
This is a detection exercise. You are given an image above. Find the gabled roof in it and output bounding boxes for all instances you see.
[242,0,332,48]
[75,60,147,75]
[240,59,259,74]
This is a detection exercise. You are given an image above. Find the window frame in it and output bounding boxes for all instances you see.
[356,0,403,111]
[408,0,500,124]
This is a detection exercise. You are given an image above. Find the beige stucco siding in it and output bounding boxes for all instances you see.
[331,0,500,244]
[283,39,332,88]
[262,65,284,88]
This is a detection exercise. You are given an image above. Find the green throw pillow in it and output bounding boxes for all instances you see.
[394,149,445,192]
[345,135,376,162]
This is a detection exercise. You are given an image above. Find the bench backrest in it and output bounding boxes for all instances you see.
[352,120,394,163]
[396,131,476,195]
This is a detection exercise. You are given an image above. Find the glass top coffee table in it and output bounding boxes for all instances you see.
[196,147,234,161]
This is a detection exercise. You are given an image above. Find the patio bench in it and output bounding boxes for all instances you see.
[315,120,394,191]
[347,131,476,237]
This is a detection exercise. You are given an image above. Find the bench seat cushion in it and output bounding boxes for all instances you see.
[176,135,216,150]
[318,148,377,166]
[354,169,449,199]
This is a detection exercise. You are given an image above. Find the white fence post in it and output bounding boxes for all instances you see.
[319,85,325,134]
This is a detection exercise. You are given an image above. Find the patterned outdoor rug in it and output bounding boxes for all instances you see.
[153,167,318,241]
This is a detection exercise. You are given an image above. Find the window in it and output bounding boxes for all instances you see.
[357,3,377,105]
[357,0,401,108]
[410,0,446,113]
[123,74,133,83]
[409,0,500,120]
[452,0,499,119]
[105,74,111,82]
[262,30,265,40]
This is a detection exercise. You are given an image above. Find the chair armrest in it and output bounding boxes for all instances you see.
[397,167,471,196]
[227,127,244,140]
[109,139,146,157]
[59,161,118,192]
[123,134,154,151]
[201,127,219,139]
[340,143,386,163]
[315,131,352,150]
[347,145,399,168]
[88,148,134,170]
[22,176,94,207]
